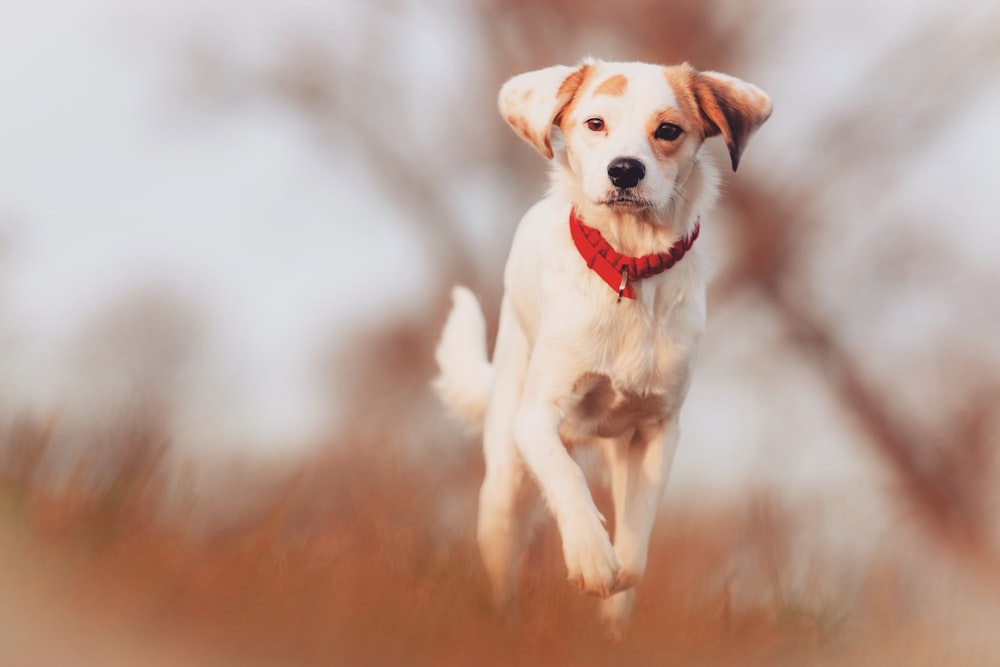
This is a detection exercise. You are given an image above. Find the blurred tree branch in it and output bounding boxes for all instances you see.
[716,8,1000,553]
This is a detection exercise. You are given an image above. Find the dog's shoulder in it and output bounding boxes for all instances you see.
[500,195,576,339]
[505,195,575,280]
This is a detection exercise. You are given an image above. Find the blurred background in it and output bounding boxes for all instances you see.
[2,0,1000,664]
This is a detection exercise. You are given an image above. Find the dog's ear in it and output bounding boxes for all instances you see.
[692,70,772,171]
[498,63,591,160]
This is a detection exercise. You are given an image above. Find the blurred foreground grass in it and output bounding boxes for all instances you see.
[2,412,1000,666]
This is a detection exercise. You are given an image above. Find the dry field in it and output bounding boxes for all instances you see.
[3,413,1000,667]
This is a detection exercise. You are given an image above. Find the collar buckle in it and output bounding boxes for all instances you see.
[617,266,629,304]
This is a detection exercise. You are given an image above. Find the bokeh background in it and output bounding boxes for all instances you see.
[3,0,1000,664]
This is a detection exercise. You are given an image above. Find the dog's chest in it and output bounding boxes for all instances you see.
[585,293,695,391]
[556,304,698,443]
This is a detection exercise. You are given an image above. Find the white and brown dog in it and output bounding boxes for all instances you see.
[435,59,771,632]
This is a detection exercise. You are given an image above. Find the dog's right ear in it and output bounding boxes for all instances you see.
[498,63,591,160]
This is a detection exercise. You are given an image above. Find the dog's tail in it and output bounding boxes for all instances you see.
[433,286,493,429]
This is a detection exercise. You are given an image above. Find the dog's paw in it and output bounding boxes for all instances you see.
[561,512,621,598]
[612,568,641,593]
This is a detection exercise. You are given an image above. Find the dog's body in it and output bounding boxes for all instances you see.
[435,59,770,632]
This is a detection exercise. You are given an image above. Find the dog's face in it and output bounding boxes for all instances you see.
[499,60,771,213]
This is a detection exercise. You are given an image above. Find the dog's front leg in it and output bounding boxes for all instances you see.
[598,417,680,634]
[478,311,539,611]
[512,366,621,597]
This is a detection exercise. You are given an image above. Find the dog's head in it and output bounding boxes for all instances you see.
[499,60,771,213]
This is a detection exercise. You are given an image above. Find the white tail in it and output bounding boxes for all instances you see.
[433,286,493,428]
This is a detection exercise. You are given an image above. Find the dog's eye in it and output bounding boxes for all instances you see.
[654,122,683,141]
[585,118,605,132]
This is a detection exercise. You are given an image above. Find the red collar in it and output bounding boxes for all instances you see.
[569,208,700,301]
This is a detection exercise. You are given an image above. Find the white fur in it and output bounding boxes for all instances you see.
[435,59,770,635]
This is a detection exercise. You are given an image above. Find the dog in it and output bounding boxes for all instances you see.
[434,58,771,633]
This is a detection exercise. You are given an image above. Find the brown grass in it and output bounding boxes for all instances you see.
[2,412,998,667]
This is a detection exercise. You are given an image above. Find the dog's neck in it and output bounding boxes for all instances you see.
[549,154,718,258]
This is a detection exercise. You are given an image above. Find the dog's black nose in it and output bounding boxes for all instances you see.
[607,157,645,189]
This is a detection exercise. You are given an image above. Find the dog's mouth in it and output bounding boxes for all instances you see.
[601,191,654,210]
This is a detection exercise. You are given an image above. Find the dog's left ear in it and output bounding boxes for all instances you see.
[692,71,772,171]
[498,63,591,160]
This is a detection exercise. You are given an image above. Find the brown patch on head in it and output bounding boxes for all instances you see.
[593,74,628,98]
